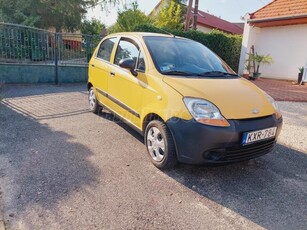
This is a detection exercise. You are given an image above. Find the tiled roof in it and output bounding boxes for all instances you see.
[196,9,243,34]
[250,0,307,20]
[149,0,243,34]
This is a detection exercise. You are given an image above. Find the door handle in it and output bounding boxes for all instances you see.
[91,64,95,67]
[110,71,116,77]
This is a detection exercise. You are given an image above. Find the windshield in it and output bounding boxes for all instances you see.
[144,36,237,78]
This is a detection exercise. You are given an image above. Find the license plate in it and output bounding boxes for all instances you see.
[242,127,277,145]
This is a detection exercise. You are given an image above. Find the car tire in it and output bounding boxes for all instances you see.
[88,87,100,114]
[145,120,177,169]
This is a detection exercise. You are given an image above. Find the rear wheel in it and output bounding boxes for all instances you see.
[145,120,177,169]
[88,87,100,114]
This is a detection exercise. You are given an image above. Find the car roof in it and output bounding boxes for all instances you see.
[110,32,185,40]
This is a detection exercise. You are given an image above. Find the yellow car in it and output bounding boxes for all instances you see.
[87,32,282,169]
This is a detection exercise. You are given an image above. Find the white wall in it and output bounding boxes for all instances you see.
[239,16,261,75]
[239,23,307,80]
[197,25,213,33]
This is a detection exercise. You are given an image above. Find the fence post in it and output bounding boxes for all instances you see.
[54,33,59,84]
[86,35,92,63]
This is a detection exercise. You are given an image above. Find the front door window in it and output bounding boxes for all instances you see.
[114,39,146,71]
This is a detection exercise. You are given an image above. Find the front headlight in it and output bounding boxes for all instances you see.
[183,97,230,127]
[266,94,282,119]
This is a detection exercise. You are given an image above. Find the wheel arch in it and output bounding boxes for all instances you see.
[87,82,93,91]
[142,113,164,133]
[143,115,179,168]
[142,113,179,157]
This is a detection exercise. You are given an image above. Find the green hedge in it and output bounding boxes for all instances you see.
[133,24,242,72]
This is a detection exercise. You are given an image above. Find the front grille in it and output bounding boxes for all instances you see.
[203,139,276,162]
[226,139,276,161]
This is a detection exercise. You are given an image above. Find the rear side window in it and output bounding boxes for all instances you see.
[96,38,116,62]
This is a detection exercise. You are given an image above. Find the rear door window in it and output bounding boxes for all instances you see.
[96,38,117,62]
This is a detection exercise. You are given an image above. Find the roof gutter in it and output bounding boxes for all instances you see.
[248,14,307,23]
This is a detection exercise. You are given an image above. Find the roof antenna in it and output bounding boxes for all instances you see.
[156,27,175,37]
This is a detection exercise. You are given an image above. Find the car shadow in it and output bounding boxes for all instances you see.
[97,109,144,143]
[163,144,307,230]
[0,103,99,229]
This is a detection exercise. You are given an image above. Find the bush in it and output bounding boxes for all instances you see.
[133,24,242,72]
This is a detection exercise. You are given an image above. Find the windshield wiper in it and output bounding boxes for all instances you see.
[197,71,239,77]
[162,70,197,76]
[162,70,239,78]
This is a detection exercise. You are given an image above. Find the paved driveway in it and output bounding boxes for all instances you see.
[0,84,306,230]
[252,78,307,102]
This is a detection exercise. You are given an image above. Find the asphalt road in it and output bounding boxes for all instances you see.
[0,84,306,230]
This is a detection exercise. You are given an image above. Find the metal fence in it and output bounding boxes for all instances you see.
[0,23,102,66]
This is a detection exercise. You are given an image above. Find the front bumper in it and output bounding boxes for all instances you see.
[166,115,283,164]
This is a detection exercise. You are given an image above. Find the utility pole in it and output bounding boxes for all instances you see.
[184,0,193,31]
[193,0,199,30]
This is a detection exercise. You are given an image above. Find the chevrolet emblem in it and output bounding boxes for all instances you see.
[252,109,259,114]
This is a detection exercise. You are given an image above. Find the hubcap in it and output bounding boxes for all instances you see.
[147,127,165,162]
[89,89,96,110]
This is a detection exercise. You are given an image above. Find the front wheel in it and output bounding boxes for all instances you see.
[145,120,177,169]
[88,87,100,114]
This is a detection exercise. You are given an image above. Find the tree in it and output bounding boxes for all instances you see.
[154,0,185,30]
[32,0,100,32]
[251,53,274,74]
[0,0,39,26]
[80,19,105,35]
[0,0,118,32]
[108,2,151,33]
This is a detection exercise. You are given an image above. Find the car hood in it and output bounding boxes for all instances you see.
[163,77,275,119]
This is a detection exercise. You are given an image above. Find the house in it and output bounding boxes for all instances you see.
[48,27,83,50]
[238,0,307,81]
[149,0,243,35]
[196,10,243,34]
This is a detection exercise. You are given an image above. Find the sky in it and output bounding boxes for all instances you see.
[87,0,273,27]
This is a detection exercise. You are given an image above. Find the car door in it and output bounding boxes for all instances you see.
[89,37,117,105]
[107,37,147,128]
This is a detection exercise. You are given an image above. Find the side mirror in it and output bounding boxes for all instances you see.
[119,58,138,76]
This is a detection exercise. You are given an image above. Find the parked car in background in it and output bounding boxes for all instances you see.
[87,32,283,169]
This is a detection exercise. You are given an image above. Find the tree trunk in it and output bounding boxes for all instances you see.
[184,0,193,31]
[56,26,61,33]
[193,0,199,30]
[256,64,260,73]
